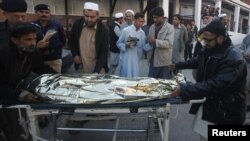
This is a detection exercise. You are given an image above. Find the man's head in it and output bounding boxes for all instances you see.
[133,13,145,30]
[124,9,134,25]
[191,20,196,26]
[150,7,165,26]
[34,4,51,22]
[0,0,27,26]
[219,13,228,26]
[173,14,181,26]
[202,19,227,49]
[115,12,124,24]
[186,23,191,30]
[202,13,213,25]
[10,23,37,53]
[83,2,99,28]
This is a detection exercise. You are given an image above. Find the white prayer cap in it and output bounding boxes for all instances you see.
[83,2,99,11]
[219,13,227,18]
[125,9,134,15]
[115,12,123,19]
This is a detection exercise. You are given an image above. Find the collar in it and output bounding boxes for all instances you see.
[131,24,141,31]
[36,20,51,27]
[174,24,181,29]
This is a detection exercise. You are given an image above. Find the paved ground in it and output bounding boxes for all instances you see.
[39,104,200,141]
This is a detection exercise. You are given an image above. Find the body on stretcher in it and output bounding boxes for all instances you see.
[1,74,205,141]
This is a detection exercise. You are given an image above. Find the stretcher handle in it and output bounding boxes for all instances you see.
[189,97,206,104]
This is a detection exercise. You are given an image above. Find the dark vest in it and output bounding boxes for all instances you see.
[109,21,120,53]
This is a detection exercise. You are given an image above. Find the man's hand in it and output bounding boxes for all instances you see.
[169,86,181,98]
[169,64,176,70]
[245,53,250,61]
[147,36,156,44]
[74,55,82,64]
[37,40,49,49]
[23,93,39,102]
[99,68,106,74]
[19,90,39,102]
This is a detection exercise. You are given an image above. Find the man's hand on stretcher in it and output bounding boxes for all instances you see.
[169,86,181,98]
[19,90,40,102]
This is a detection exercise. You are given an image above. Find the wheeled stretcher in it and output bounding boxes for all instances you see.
[1,74,205,141]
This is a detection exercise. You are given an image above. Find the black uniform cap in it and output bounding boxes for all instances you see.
[34,4,50,11]
[0,0,27,12]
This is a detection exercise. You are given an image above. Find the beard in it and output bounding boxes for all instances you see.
[85,21,97,28]
[18,45,37,53]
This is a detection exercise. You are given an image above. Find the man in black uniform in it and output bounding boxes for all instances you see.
[0,23,55,141]
[0,0,27,46]
[0,0,48,53]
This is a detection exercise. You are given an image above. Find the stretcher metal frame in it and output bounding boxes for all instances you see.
[1,98,206,141]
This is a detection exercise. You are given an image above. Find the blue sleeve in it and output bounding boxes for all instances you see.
[116,30,126,52]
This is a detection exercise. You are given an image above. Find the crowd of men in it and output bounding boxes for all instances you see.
[0,0,249,141]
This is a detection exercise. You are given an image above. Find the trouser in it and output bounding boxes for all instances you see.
[44,59,62,73]
[108,52,119,75]
[109,65,118,75]
[148,66,172,79]
[184,44,193,61]
[0,109,31,141]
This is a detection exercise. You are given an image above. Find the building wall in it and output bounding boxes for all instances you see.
[25,0,140,16]
[21,0,142,32]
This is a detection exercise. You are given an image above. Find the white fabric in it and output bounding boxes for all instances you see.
[114,25,122,37]
[44,59,62,73]
[115,12,123,19]
[109,52,119,66]
[192,105,214,139]
[19,90,31,101]
[219,13,227,18]
[116,25,146,78]
[84,2,99,11]
[125,9,134,15]
[109,52,120,74]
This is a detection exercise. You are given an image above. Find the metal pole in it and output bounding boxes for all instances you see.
[64,0,69,36]
[51,112,57,141]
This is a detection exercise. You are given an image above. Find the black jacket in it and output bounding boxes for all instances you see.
[176,37,247,124]
[109,21,120,53]
[34,20,66,61]
[0,21,11,47]
[68,18,109,73]
[0,43,55,103]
